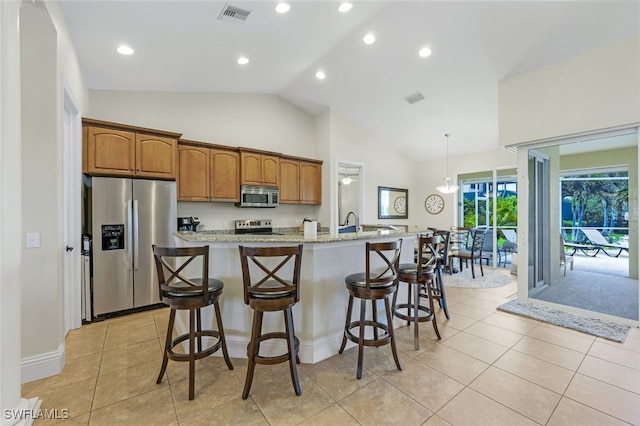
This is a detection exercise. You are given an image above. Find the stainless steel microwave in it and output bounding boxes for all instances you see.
[238,185,279,208]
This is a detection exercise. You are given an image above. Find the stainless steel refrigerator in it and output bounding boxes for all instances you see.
[88,177,176,317]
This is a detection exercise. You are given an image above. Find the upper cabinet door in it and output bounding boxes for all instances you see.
[240,152,263,185]
[279,158,300,203]
[177,145,209,201]
[261,155,279,186]
[300,161,322,205]
[86,127,136,176]
[136,134,177,179]
[210,149,240,201]
[240,152,279,186]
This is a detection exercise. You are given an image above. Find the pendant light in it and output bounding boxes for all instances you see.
[436,133,459,194]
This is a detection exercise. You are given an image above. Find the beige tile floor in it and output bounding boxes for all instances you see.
[22,279,640,425]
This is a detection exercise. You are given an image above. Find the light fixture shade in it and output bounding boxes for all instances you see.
[436,177,459,194]
[340,177,353,185]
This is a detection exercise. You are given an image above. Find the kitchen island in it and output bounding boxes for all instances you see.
[172,227,426,364]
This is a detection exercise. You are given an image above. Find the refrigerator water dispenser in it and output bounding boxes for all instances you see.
[101,224,125,251]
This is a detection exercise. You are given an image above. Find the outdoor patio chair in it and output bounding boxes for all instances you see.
[579,228,629,258]
[559,234,574,276]
[499,229,517,267]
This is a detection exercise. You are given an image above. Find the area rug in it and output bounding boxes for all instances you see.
[443,267,514,288]
[497,299,630,343]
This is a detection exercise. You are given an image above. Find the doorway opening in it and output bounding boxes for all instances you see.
[459,168,518,270]
[526,131,638,323]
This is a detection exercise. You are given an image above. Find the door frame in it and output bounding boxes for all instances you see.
[62,78,82,335]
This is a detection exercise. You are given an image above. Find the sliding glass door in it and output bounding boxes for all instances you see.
[459,168,518,268]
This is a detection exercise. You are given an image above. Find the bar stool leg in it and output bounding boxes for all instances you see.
[242,310,264,400]
[157,308,176,384]
[188,308,196,400]
[436,268,450,319]
[384,297,402,371]
[196,308,202,353]
[284,308,302,395]
[213,299,234,370]
[413,283,420,350]
[405,283,410,320]
[425,283,441,340]
[356,299,366,379]
[372,300,378,340]
[339,295,354,354]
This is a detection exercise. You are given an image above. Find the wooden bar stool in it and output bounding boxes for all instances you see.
[393,235,442,350]
[432,229,451,319]
[152,245,233,400]
[238,245,303,399]
[338,239,403,379]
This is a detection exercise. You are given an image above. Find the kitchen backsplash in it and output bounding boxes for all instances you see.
[177,201,320,231]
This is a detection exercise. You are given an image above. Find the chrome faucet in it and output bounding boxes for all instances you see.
[344,211,359,230]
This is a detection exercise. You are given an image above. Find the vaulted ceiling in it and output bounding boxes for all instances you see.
[59,1,639,161]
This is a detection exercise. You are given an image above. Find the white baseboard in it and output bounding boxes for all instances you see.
[21,344,65,383]
[0,397,42,426]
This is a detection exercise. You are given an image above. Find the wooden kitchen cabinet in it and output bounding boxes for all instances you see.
[177,140,240,202]
[177,145,209,201]
[240,150,279,186]
[279,158,300,203]
[300,160,322,204]
[279,156,322,205]
[86,126,136,176]
[210,148,240,201]
[83,118,180,179]
[136,134,177,179]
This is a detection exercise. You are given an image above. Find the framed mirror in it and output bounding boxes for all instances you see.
[378,186,408,219]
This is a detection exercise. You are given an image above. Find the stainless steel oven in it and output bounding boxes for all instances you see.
[238,185,279,208]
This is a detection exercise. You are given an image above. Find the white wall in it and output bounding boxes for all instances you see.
[21,0,61,362]
[328,109,415,227]
[88,90,325,230]
[499,37,640,146]
[87,93,422,233]
[18,0,88,382]
[1,0,24,413]
[415,148,517,230]
[499,36,640,323]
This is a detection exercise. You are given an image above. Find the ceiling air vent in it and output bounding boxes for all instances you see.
[218,4,251,24]
[404,92,425,105]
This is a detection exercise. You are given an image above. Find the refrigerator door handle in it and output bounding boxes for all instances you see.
[133,199,139,270]
[127,199,133,271]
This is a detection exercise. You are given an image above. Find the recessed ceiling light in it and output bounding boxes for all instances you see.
[419,47,432,58]
[275,2,290,13]
[237,56,249,65]
[116,45,134,55]
[315,70,326,80]
[363,33,375,45]
[338,3,353,13]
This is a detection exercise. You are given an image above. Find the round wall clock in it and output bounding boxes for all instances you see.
[424,194,444,214]
[393,196,407,214]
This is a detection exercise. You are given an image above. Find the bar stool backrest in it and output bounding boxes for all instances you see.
[434,230,451,267]
[152,245,209,303]
[239,245,303,304]
[365,239,403,290]
[417,235,441,277]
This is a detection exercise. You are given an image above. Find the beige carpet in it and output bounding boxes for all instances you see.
[444,266,514,288]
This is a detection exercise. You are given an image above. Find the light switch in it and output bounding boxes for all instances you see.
[26,233,40,248]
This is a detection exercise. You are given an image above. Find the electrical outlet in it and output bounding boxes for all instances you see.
[26,232,40,248]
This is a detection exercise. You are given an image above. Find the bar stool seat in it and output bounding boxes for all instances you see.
[152,245,233,400]
[339,239,403,379]
[239,245,304,399]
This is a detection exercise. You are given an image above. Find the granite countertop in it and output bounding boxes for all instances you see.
[174,226,427,244]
